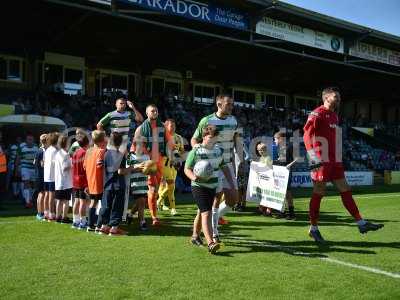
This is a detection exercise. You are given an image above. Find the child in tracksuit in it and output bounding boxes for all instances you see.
[96,132,135,236]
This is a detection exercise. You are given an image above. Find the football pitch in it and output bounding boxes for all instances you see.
[1,186,399,300]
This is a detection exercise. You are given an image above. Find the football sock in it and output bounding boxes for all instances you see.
[212,208,219,236]
[218,201,230,218]
[309,193,323,225]
[340,191,362,221]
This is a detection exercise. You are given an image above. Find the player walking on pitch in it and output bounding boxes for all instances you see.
[303,87,383,243]
[191,94,241,242]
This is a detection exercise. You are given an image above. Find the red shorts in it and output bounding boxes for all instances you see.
[311,162,345,182]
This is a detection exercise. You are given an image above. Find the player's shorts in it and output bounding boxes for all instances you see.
[35,178,44,192]
[44,181,55,192]
[216,162,238,193]
[128,193,147,204]
[192,186,216,213]
[148,155,165,186]
[89,193,103,201]
[73,188,88,200]
[311,162,345,182]
[21,168,35,182]
[55,188,72,200]
[162,162,177,182]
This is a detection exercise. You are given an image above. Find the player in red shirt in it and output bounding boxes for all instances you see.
[72,135,89,229]
[303,87,383,243]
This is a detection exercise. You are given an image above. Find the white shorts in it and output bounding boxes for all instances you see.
[21,168,35,182]
[216,162,238,193]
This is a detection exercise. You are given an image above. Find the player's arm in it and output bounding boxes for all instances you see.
[190,117,207,147]
[14,148,21,173]
[303,112,321,169]
[133,125,149,155]
[184,149,198,181]
[233,131,244,165]
[127,100,144,123]
[96,150,105,170]
[97,112,110,131]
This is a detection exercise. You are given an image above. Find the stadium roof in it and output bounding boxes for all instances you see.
[1,0,399,100]
[248,0,400,47]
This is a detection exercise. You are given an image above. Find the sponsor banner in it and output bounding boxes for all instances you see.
[119,0,249,30]
[349,41,400,67]
[256,17,344,53]
[246,162,289,212]
[291,171,374,187]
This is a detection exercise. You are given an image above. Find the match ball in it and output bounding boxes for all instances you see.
[193,160,214,180]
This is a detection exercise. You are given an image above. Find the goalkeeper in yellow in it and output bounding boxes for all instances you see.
[157,119,184,216]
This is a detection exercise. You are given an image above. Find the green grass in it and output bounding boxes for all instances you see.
[1,186,400,300]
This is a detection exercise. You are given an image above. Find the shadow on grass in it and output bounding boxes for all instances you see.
[217,238,400,257]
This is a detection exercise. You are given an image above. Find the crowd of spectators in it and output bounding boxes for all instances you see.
[1,89,399,172]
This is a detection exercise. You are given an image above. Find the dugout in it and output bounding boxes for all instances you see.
[0,0,400,123]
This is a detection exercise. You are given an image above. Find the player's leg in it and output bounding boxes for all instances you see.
[87,195,100,231]
[218,163,239,220]
[157,180,169,210]
[308,180,326,243]
[167,178,177,215]
[191,209,203,246]
[72,191,80,227]
[285,190,295,220]
[137,196,147,231]
[333,177,384,234]
[211,191,223,241]
[147,184,159,225]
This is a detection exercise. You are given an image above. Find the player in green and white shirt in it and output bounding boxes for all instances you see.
[97,98,144,153]
[126,151,149,231]
[15,134,38,208]
[191,93,242,241]
[185,124,235,253]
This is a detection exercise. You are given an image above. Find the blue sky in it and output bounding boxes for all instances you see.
[281,0,400,37]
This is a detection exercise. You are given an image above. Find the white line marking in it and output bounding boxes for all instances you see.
[228,236,400,279]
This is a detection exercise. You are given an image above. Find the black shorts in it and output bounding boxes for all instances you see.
[35,179,44,192]
[192,186,216,213]
[44,182,55,192]
[89,193,103,201]
[128,194,147,204]
[55,188,72,200]
[73,188,87,200]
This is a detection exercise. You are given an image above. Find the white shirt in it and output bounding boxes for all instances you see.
[44,146,57,182]
[54,149,72,190]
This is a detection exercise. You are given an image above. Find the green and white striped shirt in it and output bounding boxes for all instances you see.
[8,144,19,168]
[126,153,149,195]
[185,144,225,189]
[18,144,38,170]
[192,113,238,164]
[99,110,136,137]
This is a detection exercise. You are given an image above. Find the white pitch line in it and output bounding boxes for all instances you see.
[228,236,400,279]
